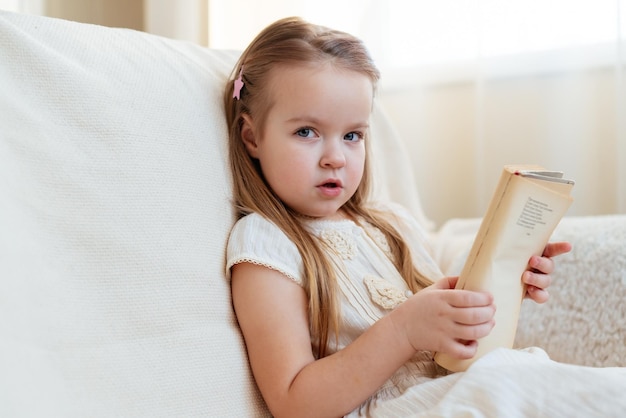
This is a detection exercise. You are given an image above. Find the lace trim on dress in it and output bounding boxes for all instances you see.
[363,275,412,310]
[231,258,299,283]
[320,228,357,260]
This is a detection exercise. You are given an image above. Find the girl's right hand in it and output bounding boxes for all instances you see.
[392,276,496,359]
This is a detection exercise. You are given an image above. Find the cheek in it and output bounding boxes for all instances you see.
[349,149,366,179]
[260,151,308,187]
[260,158,309,207]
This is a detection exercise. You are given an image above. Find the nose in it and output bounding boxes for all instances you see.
[320,138,346,168]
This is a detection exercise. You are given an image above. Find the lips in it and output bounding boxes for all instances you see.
[317,178,343,197]
[318,178,343,189]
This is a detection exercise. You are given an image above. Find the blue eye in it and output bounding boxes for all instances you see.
[344,132,363,142]
[296,128,315,138]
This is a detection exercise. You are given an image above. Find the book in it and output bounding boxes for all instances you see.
[434,164,575,372]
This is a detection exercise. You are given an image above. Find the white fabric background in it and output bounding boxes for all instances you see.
[0,11,269,417]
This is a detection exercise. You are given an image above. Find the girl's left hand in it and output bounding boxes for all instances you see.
[523,241,572,303]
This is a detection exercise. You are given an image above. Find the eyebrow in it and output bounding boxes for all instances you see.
[286,116,321,125]
[286,116,370,130]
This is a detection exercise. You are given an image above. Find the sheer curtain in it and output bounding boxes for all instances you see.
[208,1,626,227]
[372,1,626,227]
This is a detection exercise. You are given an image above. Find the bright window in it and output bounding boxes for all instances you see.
[209,0,626,75]
[378,1,621,67]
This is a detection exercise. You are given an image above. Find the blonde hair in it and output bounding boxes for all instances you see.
[224,17,432,358]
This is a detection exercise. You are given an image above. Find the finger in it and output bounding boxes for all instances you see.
[526,285,550,304]
[523,270,551,290]
[452,305,497,326]
[443,339,479,360]
[432,276,459,290]
[542,241,572,258]
[529,254,555,275]
[447,289,494,308]
[453,319,496,341]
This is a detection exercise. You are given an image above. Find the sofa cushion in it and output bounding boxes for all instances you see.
[0,11,269,417]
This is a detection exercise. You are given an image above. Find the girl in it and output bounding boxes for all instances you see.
[225,17,625,418]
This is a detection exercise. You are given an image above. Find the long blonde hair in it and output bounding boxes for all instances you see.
[224,17,432,358]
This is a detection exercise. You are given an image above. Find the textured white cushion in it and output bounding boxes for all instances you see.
[0,11,269,417]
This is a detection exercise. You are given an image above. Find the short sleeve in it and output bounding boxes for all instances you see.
[226,213,304,286]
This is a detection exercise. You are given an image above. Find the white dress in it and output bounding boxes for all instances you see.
[226,207,626,417]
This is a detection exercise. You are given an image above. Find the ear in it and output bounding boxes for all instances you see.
[240,114,260,158]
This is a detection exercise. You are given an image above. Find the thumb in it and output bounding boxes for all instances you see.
[433,276,459,290]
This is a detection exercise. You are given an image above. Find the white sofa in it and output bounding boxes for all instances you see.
[1,11,624,417]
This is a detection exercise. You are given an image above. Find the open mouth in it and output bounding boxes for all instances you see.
[319,178,342,189]
[317,179,343,196]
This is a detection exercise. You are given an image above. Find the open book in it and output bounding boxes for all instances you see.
[434,164,575,372]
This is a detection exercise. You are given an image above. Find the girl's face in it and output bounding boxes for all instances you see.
[241,64,373,220]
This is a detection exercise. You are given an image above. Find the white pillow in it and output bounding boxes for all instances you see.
[0,11,269,417]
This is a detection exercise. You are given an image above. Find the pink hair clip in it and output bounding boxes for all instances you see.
[233,66,244,100]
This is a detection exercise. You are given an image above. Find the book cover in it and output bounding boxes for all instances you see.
[434,164,574,372]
